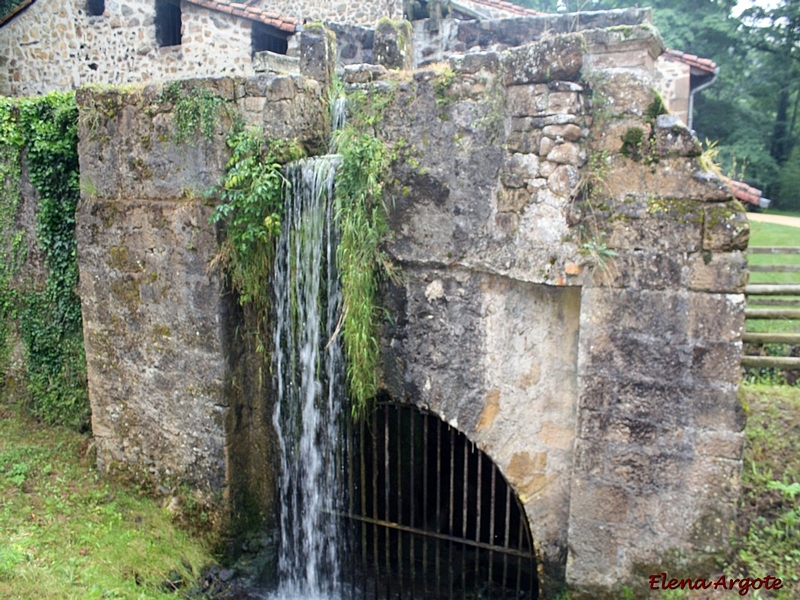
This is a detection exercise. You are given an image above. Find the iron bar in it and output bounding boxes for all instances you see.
[396,405,404,599]
[422,414,429,599]
[516,515,523,598]
[372,410,379,600]
[384,408,391,598]
[328,511,536,559]
[462,439,469,594]
[436,419,442,597]
[409,407,416,597]
[475,447,482,584]
[449,426,455,600]
[488,462,497,587]
[502,486,511,599]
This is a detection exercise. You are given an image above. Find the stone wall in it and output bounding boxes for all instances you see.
[344,22,746,596]
[655,55,691,125]
[74,73,327,534]
[252,0,400,27]
[65,18,747,597]
[1,0,268,96]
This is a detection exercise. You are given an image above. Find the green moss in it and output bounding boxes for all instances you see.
[645,91,668,121]
[152,324,171,337]
[646,197,703,223]
[107,246,130,270]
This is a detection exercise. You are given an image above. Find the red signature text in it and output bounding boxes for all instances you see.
[649,572,783,596]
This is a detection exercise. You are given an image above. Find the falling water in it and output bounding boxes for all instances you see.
[272,154,345,600]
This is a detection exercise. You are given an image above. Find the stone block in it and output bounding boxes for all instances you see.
[579,328,691,382]
[686,293,745,343]
[543,123,582,141]
[691,340,742,384]
[653,115,701,157]
[501,33,583,86]
[507,83,548,116]
[300,23,337,86]
[696,430,745,460]
[547,164,579,196]
[703,202,749,251]
[546,141,583,166]
[373,18,413,71]
[685,252,748,293]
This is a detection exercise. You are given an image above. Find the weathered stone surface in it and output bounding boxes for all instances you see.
[601,155,732,202]
[501,33,584,86]
[654,114,701,157]
[373,18,413,71]
[77,198,227,510]
[61,21,750,598]
[703,202,750,251]
[300,24,337,87]
[341,63,388,83]
[685,251,748,293]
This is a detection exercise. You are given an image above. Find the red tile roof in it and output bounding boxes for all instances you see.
[662,48,717,73]
[185,0,298,32]
[722,176,762,206]
[469,0,544,17]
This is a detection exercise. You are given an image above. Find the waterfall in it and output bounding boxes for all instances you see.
[272,154,345,600]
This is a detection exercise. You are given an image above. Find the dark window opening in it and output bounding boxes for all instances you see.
[251,22,288,55]
[86,0,104,17]
[339,401,540,599]
[155,0,182,48]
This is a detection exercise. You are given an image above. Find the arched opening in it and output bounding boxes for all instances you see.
[340,401,539,599]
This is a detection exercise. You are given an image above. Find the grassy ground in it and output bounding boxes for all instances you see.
[0,402,215,599]
[733,384,800,598]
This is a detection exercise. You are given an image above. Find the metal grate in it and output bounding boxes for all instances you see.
[339,402,539,599]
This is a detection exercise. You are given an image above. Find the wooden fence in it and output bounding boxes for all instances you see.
[742,246,800,371]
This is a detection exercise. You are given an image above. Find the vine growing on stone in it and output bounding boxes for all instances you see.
[0,92,88,429]
[210,127,305,355]
[332,86,394,420]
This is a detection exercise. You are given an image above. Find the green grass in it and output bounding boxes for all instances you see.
[734,384,800,598]
[0,402,214,599]
[745,220,799,338]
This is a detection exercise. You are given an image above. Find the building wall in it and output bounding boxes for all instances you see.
[251,0,399,27]
[0,0,261,96]
[655,56,691,126]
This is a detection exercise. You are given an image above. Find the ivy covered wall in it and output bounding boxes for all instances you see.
[0,92,88,431]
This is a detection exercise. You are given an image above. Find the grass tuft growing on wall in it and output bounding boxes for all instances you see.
[331,124,391,420]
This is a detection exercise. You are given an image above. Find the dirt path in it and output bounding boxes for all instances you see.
[746,212,800,228]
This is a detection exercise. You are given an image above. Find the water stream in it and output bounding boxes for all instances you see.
[271,154,345,600]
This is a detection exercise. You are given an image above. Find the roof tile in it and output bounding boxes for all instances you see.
[663,48,717,73]
[184,0,298,32]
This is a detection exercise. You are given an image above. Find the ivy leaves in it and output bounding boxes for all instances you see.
[0,92,87,430]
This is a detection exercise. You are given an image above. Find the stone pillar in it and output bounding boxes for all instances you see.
[300,23,337,89]
[565,27,747,594]
[373,18,414,71]
[75,75,327,540]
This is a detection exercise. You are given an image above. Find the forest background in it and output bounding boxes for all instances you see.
[514,0,800,211]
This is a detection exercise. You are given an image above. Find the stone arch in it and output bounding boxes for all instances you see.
[341,400,540,598]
